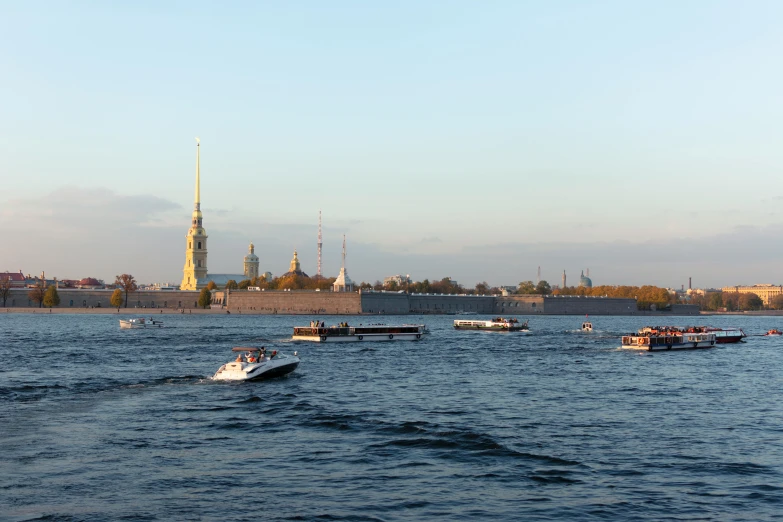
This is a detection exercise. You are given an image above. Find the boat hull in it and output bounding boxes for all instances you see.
[213,357,300,381]
[453,325,529,332]
[293,333,423,342]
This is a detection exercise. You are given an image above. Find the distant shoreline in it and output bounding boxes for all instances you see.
[4,308,782,317]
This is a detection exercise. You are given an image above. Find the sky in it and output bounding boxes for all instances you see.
[1,1,782,288]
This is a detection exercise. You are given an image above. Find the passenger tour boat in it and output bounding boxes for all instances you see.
[622,326,716,351]
[213,347,300,381]
[293,322,426,342]
[693,327,746,343]
[120,317,164,329]
[453,317,529,332]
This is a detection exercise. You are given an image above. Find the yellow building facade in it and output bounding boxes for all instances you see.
[181,139,209,290]
[721,284,783,306]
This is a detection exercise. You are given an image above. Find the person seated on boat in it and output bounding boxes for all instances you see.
[246,352,257,363]
[271,350,278,359]
[235,353,244,363]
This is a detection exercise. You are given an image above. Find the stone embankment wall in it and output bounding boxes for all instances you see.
[3,288,700,315]
[5,288,201,309]
[225,290,361,314]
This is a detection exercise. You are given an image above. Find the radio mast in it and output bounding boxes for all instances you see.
[537,266,541,284]
[317,210,323,278]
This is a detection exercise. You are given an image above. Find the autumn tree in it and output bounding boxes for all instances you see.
[114,274,138,308]
[110,289,123,310]
[198,287,212,309]
[225,279,238,290]
[28,280,46,308]
[238,279,251,289]
[707,292,724,311]
[385,280,399,291]
[43,285,60,308]
[770,294,783,310]
[206,281,217,291]
[0,277,11,306]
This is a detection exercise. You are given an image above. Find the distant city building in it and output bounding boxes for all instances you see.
[721,284,783,305]
[333,235,354,292]
[0,271,27,288]
[244,242,260,280]
[76,277,104,289]
[384,274,411,287]
[282,250,309,278]
[578,270,593,288]
[500,286,517,296]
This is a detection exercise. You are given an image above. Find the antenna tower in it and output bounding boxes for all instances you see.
[537,266,541,284]
[317,210,323,278]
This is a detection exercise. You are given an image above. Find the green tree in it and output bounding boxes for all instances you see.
[738,293,763,311]
[114,274,138,308]
[707,292,723,311]
[110,288,123,310]
[43,285,60,308]
[198,287,212,309]
[0,276,11,306]
[518,281,536,294]
[535,280,551,295]
[28,280,46,308]
[225,279,238,290]
[770,294,783,310]
[206,280,217,291]
[475,281,490,294]
[385,280,399,291]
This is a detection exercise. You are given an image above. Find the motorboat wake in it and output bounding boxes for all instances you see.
[213,347,300,382]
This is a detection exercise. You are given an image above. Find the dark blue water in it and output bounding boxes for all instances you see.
[2,314,782,521]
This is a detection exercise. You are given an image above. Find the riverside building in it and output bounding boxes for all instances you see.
[721,284,783,306]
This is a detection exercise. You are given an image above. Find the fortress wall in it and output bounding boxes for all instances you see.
[226,290,361,314]
[5,289,200,309]
[493,295,545,314]
[542,296,637,315]
[669,304,700,315]
[408,294,495,314]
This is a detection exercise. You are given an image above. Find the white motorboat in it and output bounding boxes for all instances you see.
[213,347,300,382]
[120,317,164,329]
[582,322,593,332]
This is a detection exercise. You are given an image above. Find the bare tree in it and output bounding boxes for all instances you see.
[28,280,46,308]
[114,274,138,308]
[0,277,11,307]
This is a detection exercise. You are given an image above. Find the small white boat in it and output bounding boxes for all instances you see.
[213,347,300,382]
[120,317,164,329]
[582,322,593,332]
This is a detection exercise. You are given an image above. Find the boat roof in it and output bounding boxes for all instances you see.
[232,347,262,352]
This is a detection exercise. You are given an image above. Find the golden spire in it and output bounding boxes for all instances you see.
[194,137,200,211]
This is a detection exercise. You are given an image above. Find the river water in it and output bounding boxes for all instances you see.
[1,314,782,521]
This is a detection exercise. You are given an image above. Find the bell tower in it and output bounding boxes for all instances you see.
[180,138,209,290]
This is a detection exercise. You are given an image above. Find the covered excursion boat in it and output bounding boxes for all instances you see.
[453,317,529,332]
[292,323,426,342]
[622,327,716,351]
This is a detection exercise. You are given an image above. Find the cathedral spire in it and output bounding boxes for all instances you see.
[341,235,346,269]
[194,137,201,211]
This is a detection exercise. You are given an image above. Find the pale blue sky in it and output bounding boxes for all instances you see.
[1,1,782,287]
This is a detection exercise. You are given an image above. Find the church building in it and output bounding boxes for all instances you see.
[180,139,264,290]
